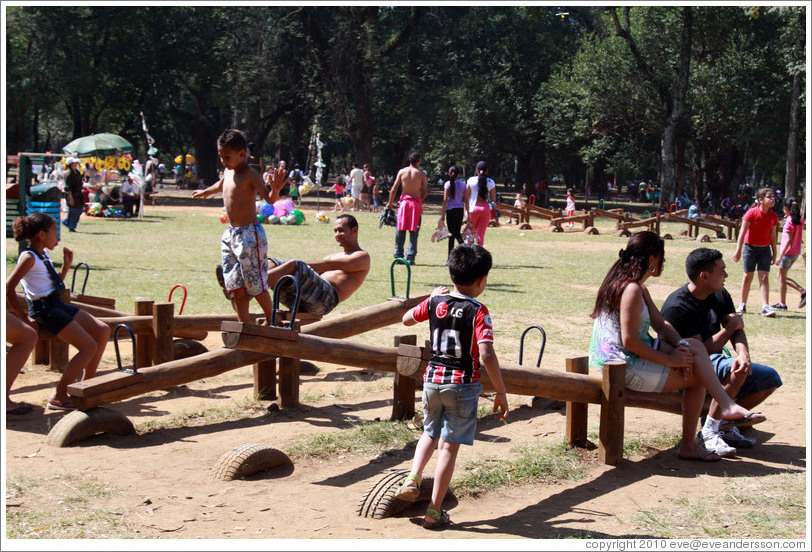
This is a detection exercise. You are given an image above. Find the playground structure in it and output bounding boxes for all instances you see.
[45,288,698,470]
[495,194,741,240]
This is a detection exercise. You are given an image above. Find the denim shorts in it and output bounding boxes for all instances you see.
[422,382,482,446]
[710,354,782,399]
[28,296,79,335]
[742,244,772,273]
[778,254,798,270]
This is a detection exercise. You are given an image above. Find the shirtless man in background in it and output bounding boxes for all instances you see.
[386,151,428,265]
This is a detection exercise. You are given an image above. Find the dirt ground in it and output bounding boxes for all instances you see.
[4,197,808,544]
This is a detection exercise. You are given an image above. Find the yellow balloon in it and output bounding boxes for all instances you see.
[121,158,131,171]
[105,156,116,170]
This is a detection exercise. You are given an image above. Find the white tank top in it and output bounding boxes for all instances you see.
[19,250,59,300]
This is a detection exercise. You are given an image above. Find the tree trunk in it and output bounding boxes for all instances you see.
[784,70,801,199]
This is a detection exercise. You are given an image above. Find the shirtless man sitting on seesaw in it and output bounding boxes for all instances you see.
[217,213,370,317]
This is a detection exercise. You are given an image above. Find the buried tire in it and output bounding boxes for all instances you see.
[45,407,136,447]
[212,443,292,481]
[356,470,436,519]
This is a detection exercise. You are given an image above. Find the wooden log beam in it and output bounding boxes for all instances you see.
[299,294,429,339]
[666,214,722,233]
[66,295,428,407]
[225,332,605,404]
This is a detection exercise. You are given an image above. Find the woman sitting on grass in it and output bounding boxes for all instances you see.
[589,231,765,461]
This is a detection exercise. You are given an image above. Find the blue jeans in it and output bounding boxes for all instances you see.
[394,228,420,262]
[710,353,782,399]
[64,206,83,230]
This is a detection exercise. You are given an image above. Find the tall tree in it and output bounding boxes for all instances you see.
[610,6,693,203]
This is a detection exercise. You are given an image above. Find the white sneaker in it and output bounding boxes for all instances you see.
[698,431,737,458]
[735,302,746,315]
[720,426,756,448]
[761,305,776,317]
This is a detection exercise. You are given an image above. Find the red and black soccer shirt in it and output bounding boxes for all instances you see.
[409,292,494,384]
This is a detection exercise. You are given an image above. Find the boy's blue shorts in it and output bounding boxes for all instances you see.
[422,382,482,446]
[710,353,782,399]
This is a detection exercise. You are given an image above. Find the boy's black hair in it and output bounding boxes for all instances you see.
[336,213,358,229]
[408,150,421,165]
[685,247,723,282]
[447,244,492,286]
[218,129,248,151]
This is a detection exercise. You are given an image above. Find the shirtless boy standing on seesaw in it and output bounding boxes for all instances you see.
[267,214,370,315]
[193,129,288,325]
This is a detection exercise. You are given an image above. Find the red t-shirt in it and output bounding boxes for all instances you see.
[743,206,778,247]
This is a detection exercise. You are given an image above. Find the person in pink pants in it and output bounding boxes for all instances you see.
[465,161,496,246]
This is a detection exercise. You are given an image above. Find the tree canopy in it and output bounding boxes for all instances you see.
[5,4,806,200]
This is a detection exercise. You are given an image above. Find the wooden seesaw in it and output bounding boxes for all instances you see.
[221,326,692,466]
[45,294,430,448]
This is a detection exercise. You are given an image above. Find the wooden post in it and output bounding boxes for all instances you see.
[655,213,661,235]
[598,360,626,465]
[278,321,302,409]
[253,358,277,401]
[46,289,72,372]
[152,302,174,365]
[392,335,417,420]
[135,300,154,368]
[34,336,49,365]
[565,356,589,447]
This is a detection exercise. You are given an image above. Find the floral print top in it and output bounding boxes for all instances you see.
[589,301,653,371]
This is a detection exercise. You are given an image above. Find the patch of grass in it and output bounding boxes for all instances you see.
[286,419,419,459]
[5,472,138,539]
[453,440,586,498]
[136,395,265,432]
[630,471,806,539]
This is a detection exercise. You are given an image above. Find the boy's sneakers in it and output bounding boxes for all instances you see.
[698,431,737,458]
[761,305,776,317]
[720,426,756,448]
[735,303,746,315]
[771,302,788,311]
[800,291,806,309]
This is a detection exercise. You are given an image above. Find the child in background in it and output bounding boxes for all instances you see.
[371,177,382,213]
[772,197,806,310]
[6,213,110,410]
[394,244,509,530]
[193,129,287,325]
[565,188,576,227]
[732,188,779,317]
[328,178,346,212]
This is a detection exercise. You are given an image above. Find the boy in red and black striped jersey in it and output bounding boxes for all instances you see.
[395,244,509,530]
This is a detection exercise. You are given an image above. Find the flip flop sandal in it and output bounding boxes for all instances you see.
[394,473,421,502]
[422,507,451,530]
[46,399,76,411]
[720,412,767,430]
